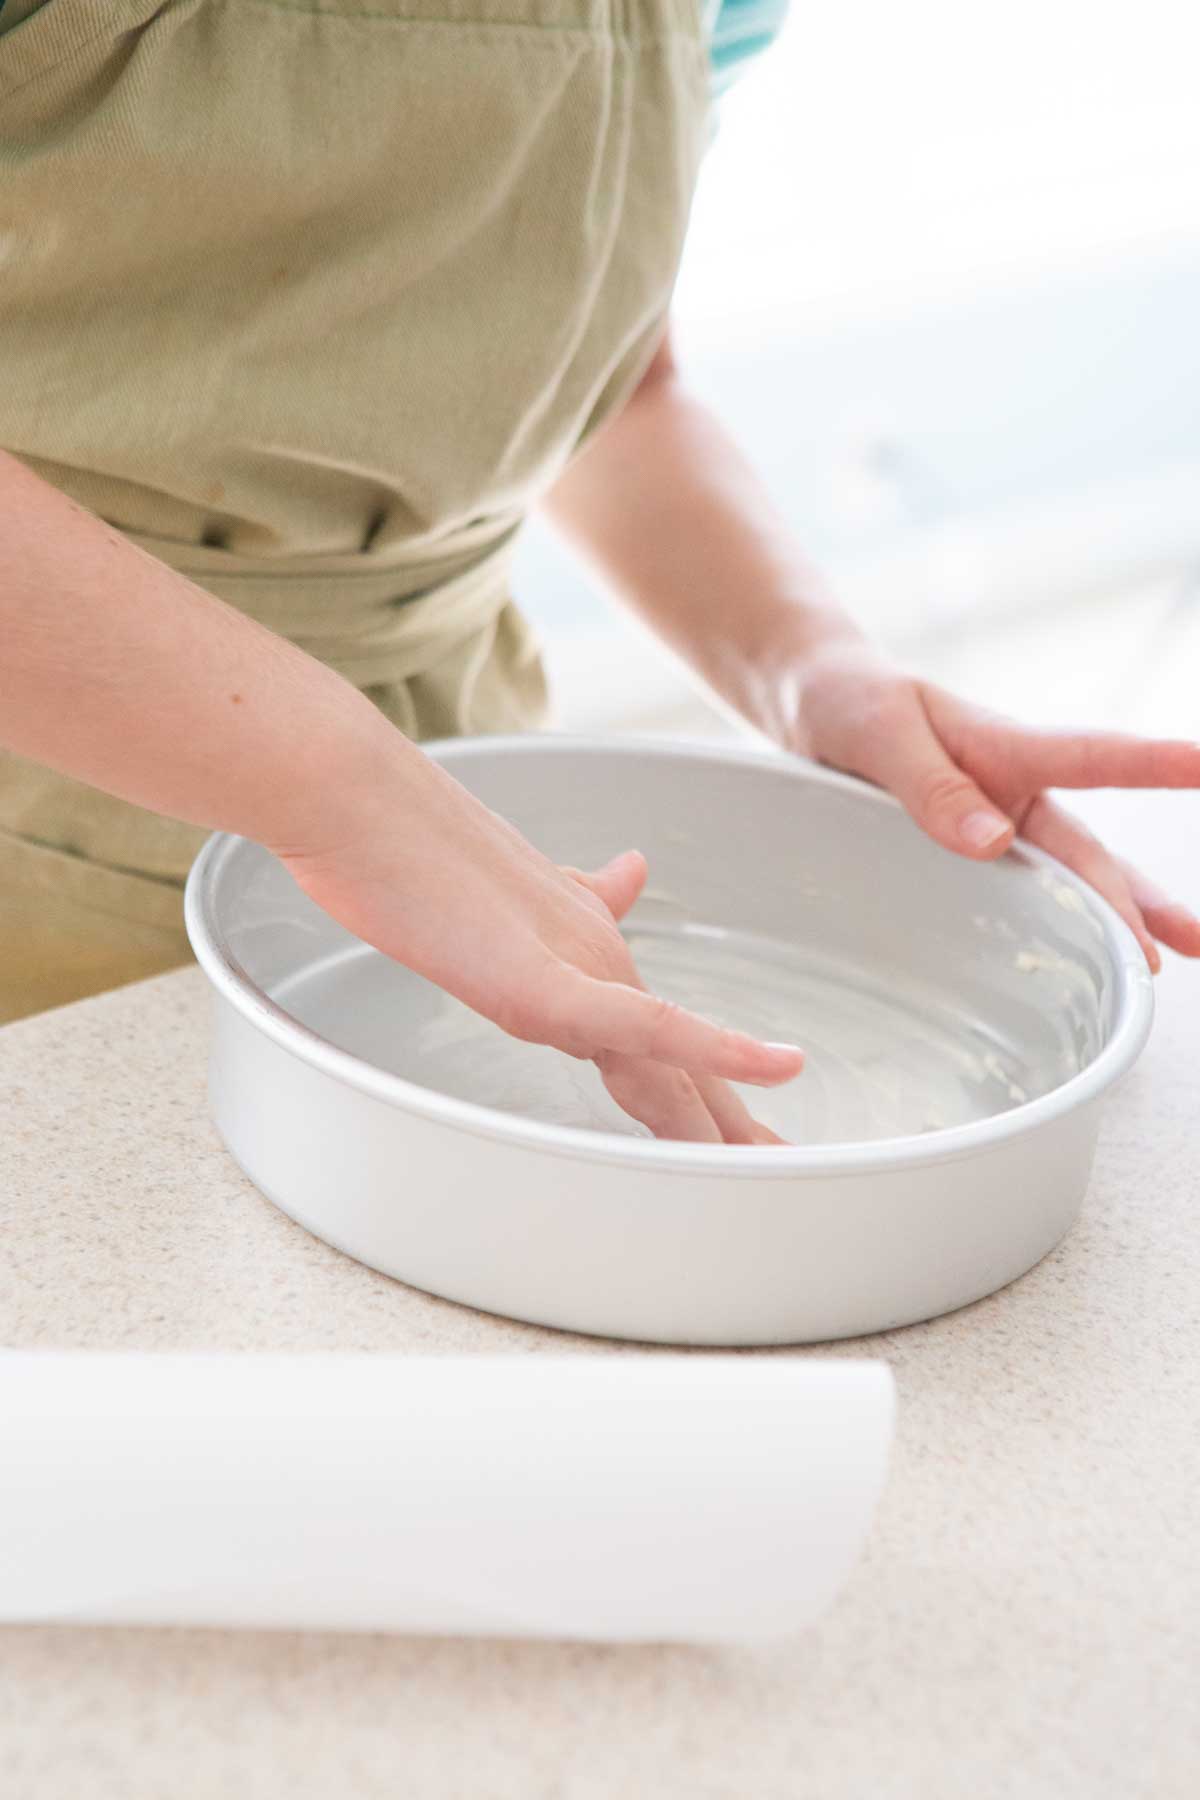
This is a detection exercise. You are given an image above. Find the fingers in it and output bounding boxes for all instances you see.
[851,684,1014,858]
[559,854,794,1137]
[920,685,1200,796]
[562,850,648,923]
[542,971,805,1084]
[1115,857,1200,960]
[1021,796,1161,972]
[689,1071,790,1145]
[997,728,1200,796]
[596,1051,724,1143]
[595,1053,790,1144]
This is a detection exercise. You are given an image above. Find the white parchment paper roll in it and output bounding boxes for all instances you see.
[0,1351,893,1643]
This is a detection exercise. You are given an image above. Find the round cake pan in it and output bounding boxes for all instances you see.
[184,735,1153,1345]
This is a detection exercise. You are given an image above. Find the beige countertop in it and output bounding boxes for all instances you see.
[1,787,1198,1799]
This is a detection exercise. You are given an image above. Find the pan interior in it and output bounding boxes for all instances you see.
[208,745,1119,1149]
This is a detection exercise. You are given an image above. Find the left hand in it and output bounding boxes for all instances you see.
[788,641,1200,973]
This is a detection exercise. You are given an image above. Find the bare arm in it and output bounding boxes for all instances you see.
[538,323,1200,970]
[0,449,801,1140]
[0,447,388,852]
[538,327,865,741]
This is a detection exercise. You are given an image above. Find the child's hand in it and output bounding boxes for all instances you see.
[793,641,1200,972]
[275,751,796,1144]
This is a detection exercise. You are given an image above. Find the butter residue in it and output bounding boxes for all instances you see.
[391,923,1083,1146]
[1035,869,1105,939]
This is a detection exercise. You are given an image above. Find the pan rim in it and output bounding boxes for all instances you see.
[184,734,1155,1178]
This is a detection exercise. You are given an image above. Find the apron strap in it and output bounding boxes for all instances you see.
[118,522,524,690]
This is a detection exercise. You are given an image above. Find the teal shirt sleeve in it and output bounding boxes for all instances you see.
[704,0,791,100]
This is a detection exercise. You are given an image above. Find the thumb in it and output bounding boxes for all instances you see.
[856,687,1015,859]
[563,848,649,921]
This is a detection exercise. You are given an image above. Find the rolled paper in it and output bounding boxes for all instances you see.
[0,1351,893,1643]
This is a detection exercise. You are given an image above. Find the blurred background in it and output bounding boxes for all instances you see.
[513,0,1200,783]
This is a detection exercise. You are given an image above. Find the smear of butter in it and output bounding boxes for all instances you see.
[305,926,1092,1147]
[1035,870,1105,940]
[276,908,1103,1148]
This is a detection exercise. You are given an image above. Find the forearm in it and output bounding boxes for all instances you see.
[538,368,865,738]
[0,450,405,855]
[0,457,805,1140]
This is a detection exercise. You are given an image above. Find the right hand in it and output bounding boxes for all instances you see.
[274,749,802,1144]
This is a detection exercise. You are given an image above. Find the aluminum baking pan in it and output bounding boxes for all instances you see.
[184,735,1153,1345]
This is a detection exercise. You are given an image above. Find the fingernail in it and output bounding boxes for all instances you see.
[960,811,1010,850]
[764,1040,806,1065]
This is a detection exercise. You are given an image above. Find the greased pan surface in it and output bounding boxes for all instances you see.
[185,737,1152,1344]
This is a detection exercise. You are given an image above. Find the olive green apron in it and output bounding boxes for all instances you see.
[0,0,712,1021]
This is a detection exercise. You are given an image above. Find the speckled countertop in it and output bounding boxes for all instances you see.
[1,789,1198,1800]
